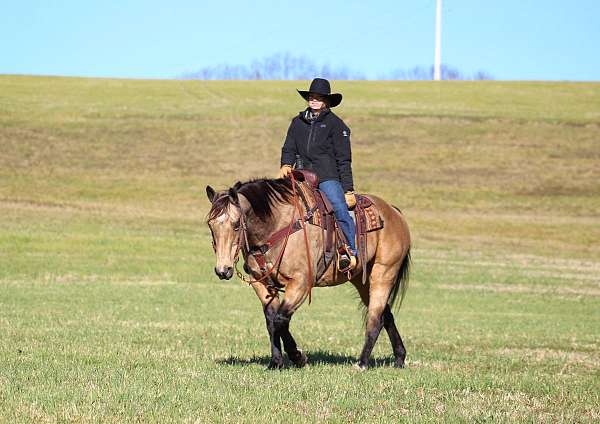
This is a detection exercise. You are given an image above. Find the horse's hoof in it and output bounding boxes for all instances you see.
[394,360,405,369]
[267,360,284,370]
[352,363,367,371]
[289,349,308,368]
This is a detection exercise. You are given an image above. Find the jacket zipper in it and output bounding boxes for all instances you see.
[306,121,315,157]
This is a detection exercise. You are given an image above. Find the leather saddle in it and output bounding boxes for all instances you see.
[291,170,384,284]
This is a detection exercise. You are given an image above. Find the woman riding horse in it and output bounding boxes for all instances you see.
[278,78,357,271]
[206,78,411,370]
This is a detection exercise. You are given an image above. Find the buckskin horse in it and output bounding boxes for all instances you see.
[206,171,411,370]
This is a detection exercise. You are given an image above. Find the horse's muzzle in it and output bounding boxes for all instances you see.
[215,266,233,280]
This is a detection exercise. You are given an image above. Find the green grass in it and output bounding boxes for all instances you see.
[0,75,599,422]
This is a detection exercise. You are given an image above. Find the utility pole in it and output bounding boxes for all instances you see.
[434,0,442,80]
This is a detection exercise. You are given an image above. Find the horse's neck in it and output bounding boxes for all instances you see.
[246,202,295,246]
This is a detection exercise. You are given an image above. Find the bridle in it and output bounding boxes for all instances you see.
[209,172,316,302]
[209,201,249,266]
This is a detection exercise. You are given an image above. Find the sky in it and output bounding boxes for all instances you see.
[1,0,599,80]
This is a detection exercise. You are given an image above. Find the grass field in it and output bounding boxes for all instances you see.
[1,75,599,422]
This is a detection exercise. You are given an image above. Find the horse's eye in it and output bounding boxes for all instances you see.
[233,224,240,232]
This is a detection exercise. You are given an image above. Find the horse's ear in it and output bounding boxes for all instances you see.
[228,187,239,204]
[233,181,243,190]
[206,185,216,202]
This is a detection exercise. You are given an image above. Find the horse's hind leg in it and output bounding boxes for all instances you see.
[357,287,386,370]
[383,304,406,368]
[356,264,399,370]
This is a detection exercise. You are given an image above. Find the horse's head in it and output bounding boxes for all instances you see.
[206,184,246,280]
[206,178,293,280]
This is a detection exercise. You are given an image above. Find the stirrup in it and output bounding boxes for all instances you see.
[337,250,357,273]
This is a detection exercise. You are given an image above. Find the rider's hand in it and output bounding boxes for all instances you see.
[344,191,356,209]
[277,165,292,179]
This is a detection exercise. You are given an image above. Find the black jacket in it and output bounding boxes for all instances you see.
[280,108,354,192]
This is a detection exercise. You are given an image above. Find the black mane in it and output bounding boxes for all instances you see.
[208,178,292,222]
[237,178,293,220]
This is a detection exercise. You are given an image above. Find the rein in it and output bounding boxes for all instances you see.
[290,172,315,303]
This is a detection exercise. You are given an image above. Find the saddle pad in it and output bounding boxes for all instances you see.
[356,195,384,232]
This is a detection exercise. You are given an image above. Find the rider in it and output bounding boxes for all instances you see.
[278,78,357,271]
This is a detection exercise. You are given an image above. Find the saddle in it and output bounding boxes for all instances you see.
[292,170,384,284]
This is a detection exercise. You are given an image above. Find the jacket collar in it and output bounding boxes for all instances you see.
[299,107,330,124]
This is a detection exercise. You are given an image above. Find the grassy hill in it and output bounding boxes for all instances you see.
[1,75,599,422]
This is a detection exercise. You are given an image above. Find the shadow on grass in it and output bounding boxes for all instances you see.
[217,350,399,368]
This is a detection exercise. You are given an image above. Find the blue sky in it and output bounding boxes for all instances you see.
[1,0,598,80]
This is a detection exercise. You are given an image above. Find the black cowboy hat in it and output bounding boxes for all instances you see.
[297,78,343,107]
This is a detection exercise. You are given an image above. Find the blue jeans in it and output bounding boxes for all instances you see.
[319,180,356,255]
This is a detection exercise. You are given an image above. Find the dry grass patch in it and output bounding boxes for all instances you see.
[439,283,600,297]
[496,347,600,369]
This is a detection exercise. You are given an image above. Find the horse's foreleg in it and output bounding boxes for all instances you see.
[279,317,307,368]
[274,277,310,368]
[382,304,407,368]
[264,302,286,369]
[250,282,285,369]
[251,281,306,369]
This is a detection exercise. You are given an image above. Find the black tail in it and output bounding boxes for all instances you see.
[388,248,411,310]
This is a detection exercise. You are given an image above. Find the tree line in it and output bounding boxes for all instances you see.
[178,52,492,81]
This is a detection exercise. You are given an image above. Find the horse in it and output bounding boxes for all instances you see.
[205,175,411,370]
